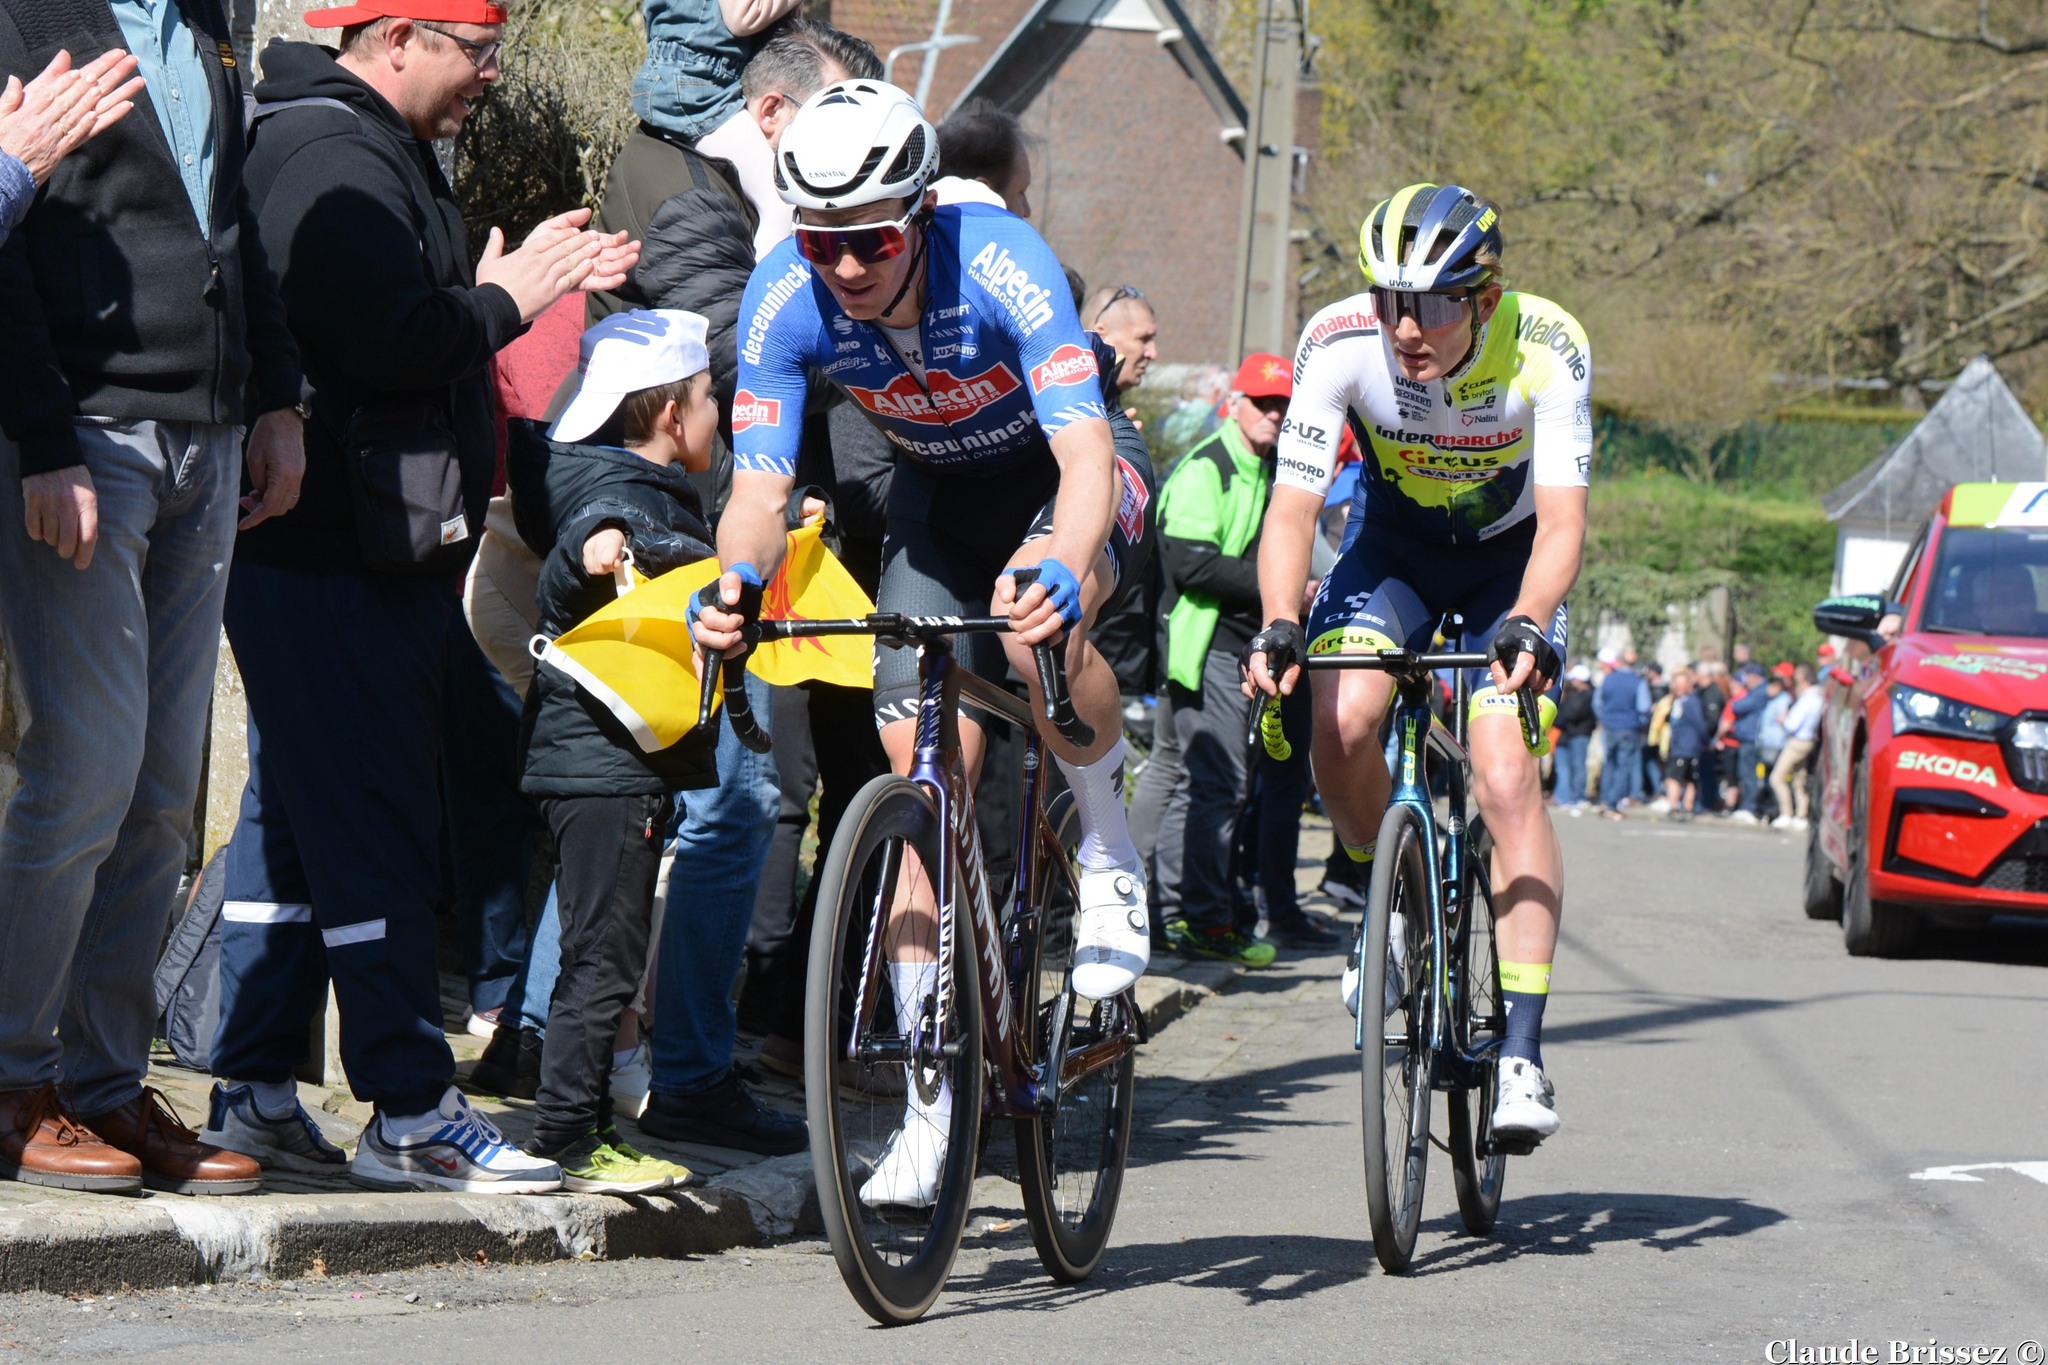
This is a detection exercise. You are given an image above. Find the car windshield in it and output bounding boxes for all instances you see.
[1920,526,2048,639]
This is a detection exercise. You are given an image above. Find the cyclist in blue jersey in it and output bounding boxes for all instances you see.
[692,81,1155,1208]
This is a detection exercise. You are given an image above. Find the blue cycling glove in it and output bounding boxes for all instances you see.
[688,562,763,633]
[1010,557,1084,629]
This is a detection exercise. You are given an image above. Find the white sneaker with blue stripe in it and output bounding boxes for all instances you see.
[350,1087,561,1194]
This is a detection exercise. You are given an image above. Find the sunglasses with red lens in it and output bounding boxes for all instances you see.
[793,210,916,268]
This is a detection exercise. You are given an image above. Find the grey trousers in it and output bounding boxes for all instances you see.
[0,419,240,1111]
[1152,650,1253,934]
[1127,682,1180,934]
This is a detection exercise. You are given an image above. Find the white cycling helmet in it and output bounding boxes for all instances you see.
[774,80,940,213]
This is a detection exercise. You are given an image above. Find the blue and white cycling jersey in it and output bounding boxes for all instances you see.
[731,204,1111,477]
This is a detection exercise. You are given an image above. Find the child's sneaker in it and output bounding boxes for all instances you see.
[548,1133,687,1195]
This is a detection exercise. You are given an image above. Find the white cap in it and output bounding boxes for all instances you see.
[1595,647,1619,667]
[1567,663,1592,682]
[549,309,711,444]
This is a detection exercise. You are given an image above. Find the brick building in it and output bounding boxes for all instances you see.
[831,0,1259,367]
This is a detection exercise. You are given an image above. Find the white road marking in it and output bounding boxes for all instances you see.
[1908,1161,2048,1184]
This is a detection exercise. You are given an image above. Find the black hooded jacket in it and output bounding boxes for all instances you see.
[507,420,720,796]
[235,40,522,574]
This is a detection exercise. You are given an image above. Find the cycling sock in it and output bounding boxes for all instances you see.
[1056,739,1141,869]
[1499,961,1551,1067]
[890,961,951,1128]
[1342,839,1377,863]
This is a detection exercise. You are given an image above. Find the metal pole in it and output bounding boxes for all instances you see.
[1228,0,1302,361]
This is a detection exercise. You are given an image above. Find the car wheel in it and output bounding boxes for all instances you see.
[1841,755,1920,957]
[1802,778,1842,921]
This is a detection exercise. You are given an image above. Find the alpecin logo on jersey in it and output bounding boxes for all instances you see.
[1029,343,1098,394]
[1114,455,1149,542]
[731,390,781,432]
[847,363,1022,425]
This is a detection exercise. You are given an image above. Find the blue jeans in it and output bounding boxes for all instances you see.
[1553,733,1590,805]
[512,883,563,1036]
[653,673,779,1096]
[1599,729,1645,809]
[0,420,240,1111]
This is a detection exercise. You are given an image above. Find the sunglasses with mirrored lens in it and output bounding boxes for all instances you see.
[793,211,915,267]
[1371,287,1473,330]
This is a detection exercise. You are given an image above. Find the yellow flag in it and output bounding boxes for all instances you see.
[535,524,874,753]
[751,522,875,688]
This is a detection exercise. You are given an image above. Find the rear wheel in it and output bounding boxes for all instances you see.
[1802,775,1843,921]
[806,776,984,1325]
[1360,802,1434,1274]
[1448,819,1506,1236]
[1014,793,1137,1282]
[1841,757,1921,958]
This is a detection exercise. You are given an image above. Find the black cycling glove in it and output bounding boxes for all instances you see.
[1489,613,1560,688]
[1242,618,1308,688]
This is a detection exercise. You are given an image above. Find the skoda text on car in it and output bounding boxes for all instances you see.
[1805,481,2048,955]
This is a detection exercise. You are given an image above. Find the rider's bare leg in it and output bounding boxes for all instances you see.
[1308,665,1397,860]
[1468,710,1562,1081]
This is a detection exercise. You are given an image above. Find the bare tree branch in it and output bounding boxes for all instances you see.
[1876,0,2048,54]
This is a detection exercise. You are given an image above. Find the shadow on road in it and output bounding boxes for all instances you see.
[1913,917,2048,968]
[1544,993,1801,1046]
[929,1190,1786,1317]
[1405,1190,1788,1276]
[1123,1050,1354,1171]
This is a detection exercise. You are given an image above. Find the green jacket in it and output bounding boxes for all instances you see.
[1158,420,1273,691]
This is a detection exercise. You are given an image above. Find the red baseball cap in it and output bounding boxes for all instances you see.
[1816,641,1837,659]
[1772,661,1795,679]
[305,0,505,28]
[1233,353,1292,400]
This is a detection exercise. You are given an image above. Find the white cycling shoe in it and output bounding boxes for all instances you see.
[1490,1057,1561,1142]
[1071,861,1149,1001]
[859,1116,948,1210]
[1340,910,1405,1019]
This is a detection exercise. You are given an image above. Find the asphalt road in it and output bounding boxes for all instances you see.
[6,814,2047,1361]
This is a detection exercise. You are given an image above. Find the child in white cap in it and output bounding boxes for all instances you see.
[505,309,723,1193]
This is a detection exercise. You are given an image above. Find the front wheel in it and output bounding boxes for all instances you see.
[1361,801,1435,1274]
[1447,819,1506,1236]
[805,775,985,1325]
[1841,758,1920,958]
[1014,792,1137,1282]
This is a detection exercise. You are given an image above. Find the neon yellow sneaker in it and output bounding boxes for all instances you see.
[553,1134,689,1195]
[1164,919,1279,968]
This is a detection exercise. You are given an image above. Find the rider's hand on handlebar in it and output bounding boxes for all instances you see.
[1488,613,1559,696]
[689,563,763,659]
[997,557,1082,647]
[1240,618,1306,699]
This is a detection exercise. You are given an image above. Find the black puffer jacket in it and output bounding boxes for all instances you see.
[509,420,720,796]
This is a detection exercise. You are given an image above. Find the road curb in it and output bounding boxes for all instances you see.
[0,965,1236,1296]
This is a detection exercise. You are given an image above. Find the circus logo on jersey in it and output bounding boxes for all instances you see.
[1029,344,1098,395]
[846,363,1022,425]
[731,390,781,432]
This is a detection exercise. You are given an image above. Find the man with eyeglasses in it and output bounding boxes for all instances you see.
[693,80,1155,1207]
[197,0,640,1194]
[1243,182,1592,1147]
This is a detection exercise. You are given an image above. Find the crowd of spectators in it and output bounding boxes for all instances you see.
[1555,643,1831,829]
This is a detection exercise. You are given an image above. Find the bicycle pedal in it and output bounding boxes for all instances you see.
[1484,1132,1542,1157]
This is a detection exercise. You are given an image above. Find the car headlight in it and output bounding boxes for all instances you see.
[2004,715,2048,794]
[1890,683,2009,741]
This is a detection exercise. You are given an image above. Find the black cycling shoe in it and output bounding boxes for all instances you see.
[465,1023,542,1100]
[636,1071,808,1156]
[1266,911,1345,950]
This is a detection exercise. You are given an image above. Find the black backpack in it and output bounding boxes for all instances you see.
[153,852,227,1072]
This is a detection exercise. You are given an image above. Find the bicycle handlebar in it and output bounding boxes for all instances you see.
[694,593,1095,753]
[1243,648,1545,759]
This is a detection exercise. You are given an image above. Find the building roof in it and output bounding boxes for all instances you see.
[1823,355,2047,537]
[949,0,1246,133]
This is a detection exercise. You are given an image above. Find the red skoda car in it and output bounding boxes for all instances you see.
[1806,482,2048,955]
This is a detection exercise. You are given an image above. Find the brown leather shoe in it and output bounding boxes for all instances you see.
[0,1083,143,1193]
[80,1088,261,1196]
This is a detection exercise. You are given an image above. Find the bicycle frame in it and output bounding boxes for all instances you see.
[777,624,1118,1122]
[1305,653,1504,1094]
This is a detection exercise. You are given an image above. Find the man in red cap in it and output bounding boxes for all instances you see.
[197,0,638,1196]
[1129,352,1340,965]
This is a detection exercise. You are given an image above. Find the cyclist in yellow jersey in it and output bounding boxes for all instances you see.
[1243,184,1591,1144]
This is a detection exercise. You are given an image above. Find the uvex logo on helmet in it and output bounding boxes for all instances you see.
[731,391,781,432]
[1030,344,1098,394]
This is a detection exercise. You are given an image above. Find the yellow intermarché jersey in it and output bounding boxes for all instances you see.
[1275,290,1594,544]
